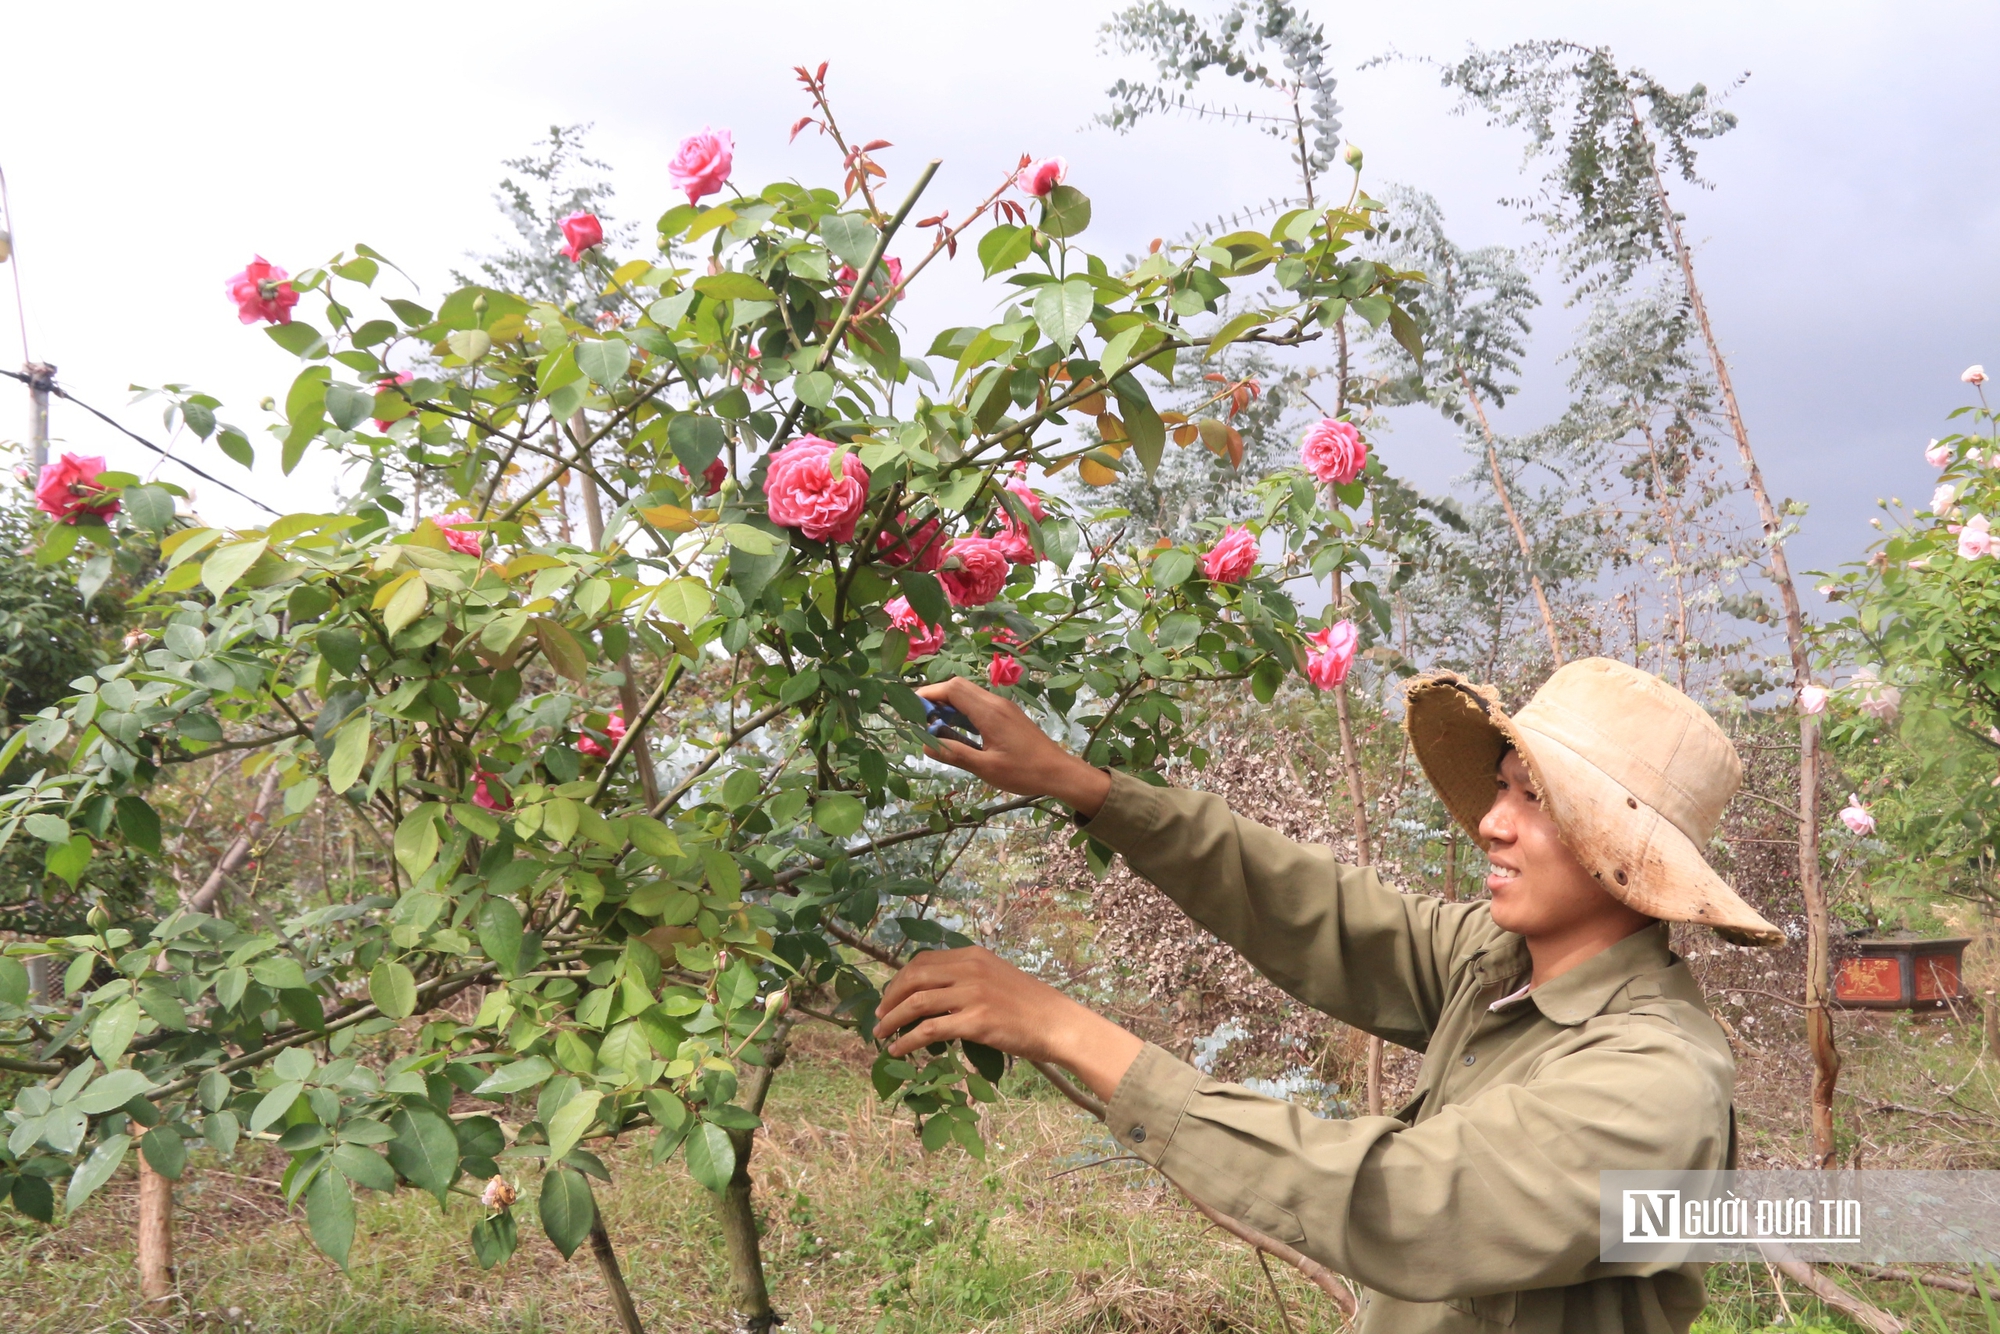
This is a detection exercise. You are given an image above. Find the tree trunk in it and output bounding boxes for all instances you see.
[135,1126,174,1303]
[719,1015,794,1333]
[1637,417,1693,694]
[186,768,281,914]
[587,1217,647,1334]
[1628,98,1835,1166]
[1460,370,1563,667]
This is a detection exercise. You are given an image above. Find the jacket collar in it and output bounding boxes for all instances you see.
[1472,921,1677,1026]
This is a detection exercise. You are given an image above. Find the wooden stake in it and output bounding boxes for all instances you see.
[135,1126,174,1303]
[1986,990,1998,1063]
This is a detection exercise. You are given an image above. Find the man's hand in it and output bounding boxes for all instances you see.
[871,946,1143,1102]
[916,677,1112,818]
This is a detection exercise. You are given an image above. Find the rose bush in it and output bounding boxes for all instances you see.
[0,73,1421,1290]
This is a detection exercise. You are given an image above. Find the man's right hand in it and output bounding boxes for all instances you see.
[914,677,1112,819]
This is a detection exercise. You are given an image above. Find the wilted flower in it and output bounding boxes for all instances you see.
[1839,794,1876,837]
[1849,668,1902,721]
[481,1177,518,1210]
[472,770,512,812]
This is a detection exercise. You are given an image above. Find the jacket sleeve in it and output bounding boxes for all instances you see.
[1101,1024,1734,1302]
[1081,769,1489,1048]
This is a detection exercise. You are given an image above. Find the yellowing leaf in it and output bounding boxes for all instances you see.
[327,712,371,794]
[535,620,588,683]
[1079,458,1120,487]
[1096,412,1127,443]
[201,539,269,598]
[641,504,698,533]
[382,573,429,636]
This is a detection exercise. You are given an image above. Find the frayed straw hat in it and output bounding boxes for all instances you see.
[1403,657,1783,947]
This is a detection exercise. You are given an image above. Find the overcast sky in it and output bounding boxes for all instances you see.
[2,0,1994,587]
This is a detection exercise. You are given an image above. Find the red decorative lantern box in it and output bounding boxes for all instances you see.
[1834,936,1972,1010]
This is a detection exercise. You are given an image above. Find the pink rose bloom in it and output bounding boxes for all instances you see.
[472,770,513,812]
[885,596,945,659]
[938,536,1010,607]
[1959,513,1993,559]
[994,482,1047,564]
[1300,419,1367,486]
[1931,482,1956,514]
[670,128,734,205]
[559,212,604,263]
[576,711,626,760]
[35,453,120,524]
[1798,684,1828,715]
[763,436,870,543]
[875,514,944,571]
[1015,156,1067,197]
[1201,526,1258,583]
[1926,439,1953,467]
[372,371,415,432]
[1965,365,1989,386]
[988,652,1023,687]
[835,256,904,312]
[1005,480,1045,522]
[1839,794,1875,837]
[225,255,299,325]
[435,513,483,557]
[1304,620,1359,691]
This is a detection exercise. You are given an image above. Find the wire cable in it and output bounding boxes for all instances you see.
[0,366,282,517]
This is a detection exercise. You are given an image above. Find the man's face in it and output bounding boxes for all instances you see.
[1478,749,1631,939]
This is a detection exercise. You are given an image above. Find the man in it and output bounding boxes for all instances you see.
[872,656,1783,1333]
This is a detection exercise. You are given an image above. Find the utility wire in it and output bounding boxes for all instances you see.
[0,162,28,363]
[0,366,281,517]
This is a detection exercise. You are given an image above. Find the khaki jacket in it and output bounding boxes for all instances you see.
[1084,771,1736,1333]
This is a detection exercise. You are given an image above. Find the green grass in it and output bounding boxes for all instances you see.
[6,1022,1997,1333]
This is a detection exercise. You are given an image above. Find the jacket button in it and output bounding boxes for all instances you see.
[1130,1125,1148,1143]
[1462,1054,1477,1066]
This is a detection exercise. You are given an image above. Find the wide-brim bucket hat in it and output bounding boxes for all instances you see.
[1403,656,1784,947]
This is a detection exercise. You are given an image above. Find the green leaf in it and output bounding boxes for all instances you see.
[139,1125,186,1180]
[75,1068,154,1115]
[250,955,307,991]
[666,414,728,477]
[89,997,141,1066]
[305,1164,355,1269]
[470,1208,519,1269]
[1387,302,1424,365]
[627,816,681,859]
[324,383,372,431]
[978,224,1035,277]
[544,1090,602,1166]
[1111,377,1165,477]
[1039,185,1092,239]
[693,272,778,303]
[538,1166,596,1258]
[267,322,327,358]
[683,1121,736,1195]
[46,833,91,887]
[393,804,442,880]
[1033,279,1095,355]
[812,793,865,839]
[327,712,371,794]
[387,1106,459,1204]
[124,485,176,534]
[472,1056,554,1097]
[819,213,879,270]
[24,813,70,844]
[216,427,254,468]
[794,370,836,408]
[64,1133,129,1214]
[894,570,950,626]
[1205,310,1267,359]
[0,955,26,1008]
[317,627,362,677]
[249,1081,304,1133]
[11,1173,53,1222]
[477,896,524,976]
[331,1142,396,1192]
[1152,548,1196,588]
[113,796,162,854]
[575,338,632,387]
[201,539,269,599]
[381,572,428,637]
[369,961,417,1020]
[654,578,712,630]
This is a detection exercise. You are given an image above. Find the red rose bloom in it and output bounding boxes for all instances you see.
[225,256,299,325]
[35,453,120,524]
[939,536,1009,607]
[560,212,604,263]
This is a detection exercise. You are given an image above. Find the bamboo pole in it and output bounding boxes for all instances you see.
[1624,94,1835,1166]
